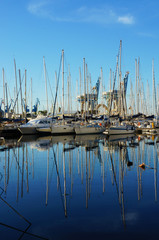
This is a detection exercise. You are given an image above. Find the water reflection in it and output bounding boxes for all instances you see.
[0,133,159,239]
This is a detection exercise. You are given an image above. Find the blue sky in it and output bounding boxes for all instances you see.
[0,0,159,112]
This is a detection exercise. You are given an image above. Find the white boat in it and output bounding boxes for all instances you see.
[51,122,75,135]
[18,116,54,135]
[37,121,75,135]
[104,124,135,135]
[75,123,105,135]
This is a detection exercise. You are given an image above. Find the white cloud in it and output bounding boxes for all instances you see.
[118,15,135,25]
[27,1,135,26]
[27,1,51,18]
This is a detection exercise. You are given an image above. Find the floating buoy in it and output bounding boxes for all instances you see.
[127,161,133,167]
[139,163,146,169]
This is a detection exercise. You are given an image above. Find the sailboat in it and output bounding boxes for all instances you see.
[75,121,105,135]
[37,50,75,135]
[103,122,136,135]
[75,58,105,135]
[18,115,54,135]
[51,50,75,135]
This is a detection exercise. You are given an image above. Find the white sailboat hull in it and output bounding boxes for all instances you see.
[36,127,51,133]
[51,124,75,135]
[18,116,53,135]
[104,126,135,135]
[18,126,38,135]
[75,125,105,135]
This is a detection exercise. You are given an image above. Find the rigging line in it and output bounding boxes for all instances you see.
[52,146,66,217]
[0,222,48,240]
[0,186,4,196]
[7,85,12,105]
[53,54,62,117]
[0,196,31,225]
[109,53,119,115]
[0,187,32,239]
[18,224,31,240]
[45,68,54,106]
[12,74,24,112]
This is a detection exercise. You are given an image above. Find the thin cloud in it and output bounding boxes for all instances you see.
[118,15,135,25]
[75,6,117,24]
[138,32,156,38]
[27,1,135,26]
[27,1,52,18]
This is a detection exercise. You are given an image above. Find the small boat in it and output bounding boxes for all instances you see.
[75,122,105,135]
[37,121,75,135]
[104,124,135,135]
[0,122,21,137]
[18,116,54,135]
[51,122,75,135]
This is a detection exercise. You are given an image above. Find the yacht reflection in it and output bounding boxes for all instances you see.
[0,138,22,152]
[29,137,52,152]
[0,133,158,233]
[106,133,136,143]
[75,134,104,149]
[106,135,137,227]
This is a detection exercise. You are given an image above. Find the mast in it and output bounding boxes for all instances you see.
[138,58,140,113]
[79,67,82,114]
[62,49,64,117]
[43,57,49,116]
[147,80,150,115]
[76,79,78,112]
[14,59,19,114]
[2,68,5,117]
[5,83,9,117]
[55,71,58,115]
[152,58,157,116]
[109,68,112,114]
[67,64,70,114]
[119,40,122,83]
[101,67,103,106]
[86,64,88,113]
[119,40,122,116]
[19,69,23,117]
[83,58,86,119]
[135,59,138,113]
[31,78,32,117]
[25,69,27,119]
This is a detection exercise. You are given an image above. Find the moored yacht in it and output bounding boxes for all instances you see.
[36,121,75,135]
[18,116,54,135]
[75,122,105,135]
[104,123,135,135]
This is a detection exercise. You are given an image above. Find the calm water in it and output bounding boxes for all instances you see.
[0,133,159,240]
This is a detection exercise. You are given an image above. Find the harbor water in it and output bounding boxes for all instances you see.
[0,133,159,240]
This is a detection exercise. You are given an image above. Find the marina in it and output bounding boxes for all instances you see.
[1,1,159,238]
[0,133,159,239]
